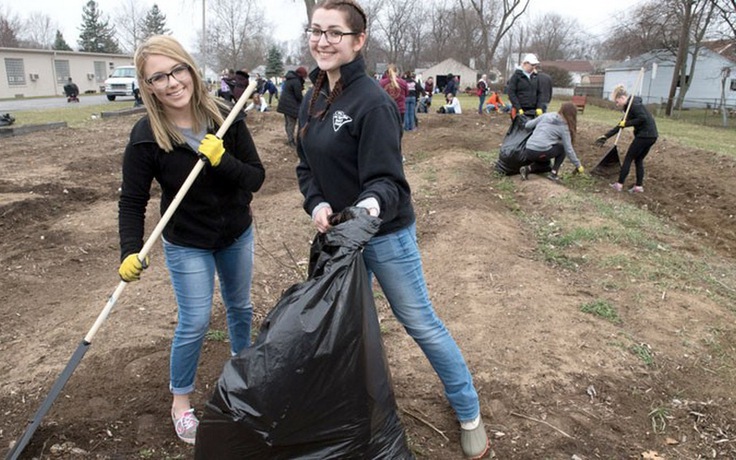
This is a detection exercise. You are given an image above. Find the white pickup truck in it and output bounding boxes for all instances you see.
[104,65,139,101]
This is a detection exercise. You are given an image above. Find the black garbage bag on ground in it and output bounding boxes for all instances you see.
[195,209,414,460]
[494,114,533,175]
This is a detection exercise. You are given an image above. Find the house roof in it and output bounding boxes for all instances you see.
[607,49,676,71]
[538,60,595,73]
[703,40,736,64]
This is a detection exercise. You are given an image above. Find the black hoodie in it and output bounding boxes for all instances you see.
[296,56,415,236]
[604,96,658,139]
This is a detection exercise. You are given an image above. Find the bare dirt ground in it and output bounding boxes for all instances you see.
[1,108,735,459]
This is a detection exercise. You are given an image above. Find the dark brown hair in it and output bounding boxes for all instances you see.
[558,102,578,144]
[299,0,367,139]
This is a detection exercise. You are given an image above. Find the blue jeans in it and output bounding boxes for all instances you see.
[163,226,255,395]
[362,223,480,422]
[404,97,416,131]
[478,94,485,114]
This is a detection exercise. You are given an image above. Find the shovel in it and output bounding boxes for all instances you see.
[5,80,259,460]
[591,68,644,176]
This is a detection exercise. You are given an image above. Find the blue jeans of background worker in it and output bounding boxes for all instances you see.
[362,222,480,423]
[404,97,416,131]
[163,225,255,394]
[478,94,486,114]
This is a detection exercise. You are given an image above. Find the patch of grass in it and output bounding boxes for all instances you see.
[205,329,228,342]
[473,149,495,163]
[631,343,654,366]
[648,406,670,434]
[580,299,622,325]
[11,101,136,128]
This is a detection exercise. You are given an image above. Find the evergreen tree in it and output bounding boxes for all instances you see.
[53,30,73,51]
[141,4,170,40]
[265,46,284,79]
[78,0,121,53]
[0,17,20,48]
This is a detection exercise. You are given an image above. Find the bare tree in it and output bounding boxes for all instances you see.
[526,13,589,60]
[0,5,21,48]
[600,1,680,60]
[114,0,146,53]
[461,0,529,70]
[712,0,736,37]
[370,0,418,66]
[205,0,267,72]
[665,0,718,115]
[21,12,56,49]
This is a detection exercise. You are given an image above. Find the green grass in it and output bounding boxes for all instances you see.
[631,343,655,366]
[205,329,228,342]
[8,98,138,128]
[580,299,622,325]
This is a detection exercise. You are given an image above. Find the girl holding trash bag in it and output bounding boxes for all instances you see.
[595,84,658,193]
[519,102,584,182]
[295,1,489,458]
[117,35,265,444]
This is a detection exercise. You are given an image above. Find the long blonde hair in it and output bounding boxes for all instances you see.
[386,64,399,89]
[134,35,226,152]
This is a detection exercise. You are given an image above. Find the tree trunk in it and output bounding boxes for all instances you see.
[666,0,692,116]
[303,0,316,20]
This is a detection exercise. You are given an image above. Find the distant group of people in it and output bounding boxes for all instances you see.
[217,69,279,113]
[499,52,658,191]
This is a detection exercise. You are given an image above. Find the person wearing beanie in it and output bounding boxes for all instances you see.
[277,66,308,148]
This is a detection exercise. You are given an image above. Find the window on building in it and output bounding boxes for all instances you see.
[730,79,736,92]
[54,60,70,84]
[5,58,26,86]
[94,61,107,82]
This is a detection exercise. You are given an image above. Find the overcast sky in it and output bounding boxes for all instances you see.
[6,0,647,52]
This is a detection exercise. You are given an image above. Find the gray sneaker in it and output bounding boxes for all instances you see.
[460,417,490,458]
[172,408,198,445]
[519,166,529,180]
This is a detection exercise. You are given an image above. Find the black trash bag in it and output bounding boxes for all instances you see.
[0,113,15,127]
[195,210,414,460]
[494,114,533,175]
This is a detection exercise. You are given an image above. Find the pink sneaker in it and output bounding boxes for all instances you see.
[628,186,644,193]
[172,408,198,444]
[610,182,623,192]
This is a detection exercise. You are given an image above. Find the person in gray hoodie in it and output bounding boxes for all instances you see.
[519,102,584,181]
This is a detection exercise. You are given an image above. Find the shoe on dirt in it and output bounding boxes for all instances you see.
[519,166,529,180]
[172,408,198,445]
[460,416,490,459]
[628,185,644,193]
[610,182,623,192]
[546,172,560,183]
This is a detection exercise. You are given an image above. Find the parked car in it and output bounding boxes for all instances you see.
[104,66,138,101]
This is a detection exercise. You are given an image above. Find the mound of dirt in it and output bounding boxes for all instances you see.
[1,110,734,459]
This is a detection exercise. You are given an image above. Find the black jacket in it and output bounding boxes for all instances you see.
[536,72,553,105]
[506,69,540,111]
[296,56,415,236]
[118,110,265,260]
[604,96,658,139]
[276,70,304,119]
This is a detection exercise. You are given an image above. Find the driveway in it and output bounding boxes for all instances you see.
[0,94,137,112]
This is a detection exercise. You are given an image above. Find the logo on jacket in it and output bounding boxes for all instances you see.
[332,111,352,132]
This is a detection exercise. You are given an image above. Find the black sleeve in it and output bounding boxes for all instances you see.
[118,142,156,260]
[214,118,265,192]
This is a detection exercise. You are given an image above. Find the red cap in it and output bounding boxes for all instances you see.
[295,67,308,78]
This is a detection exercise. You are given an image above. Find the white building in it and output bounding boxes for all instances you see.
[603,41,736,109]
[1,47,133,99]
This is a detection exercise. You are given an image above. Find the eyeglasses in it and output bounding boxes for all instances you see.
[145,64,191,89]
[305,27,359,44]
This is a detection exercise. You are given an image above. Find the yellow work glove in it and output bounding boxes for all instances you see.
[518,109,524,115]
[119,253,149,282]
[574,165,584,175]
[197,134,225,167]
[535,108,543,116]
[617,120,626,128]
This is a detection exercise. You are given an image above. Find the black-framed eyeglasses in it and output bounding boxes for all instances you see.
[305,27,360,44]
[145,64,191,89]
